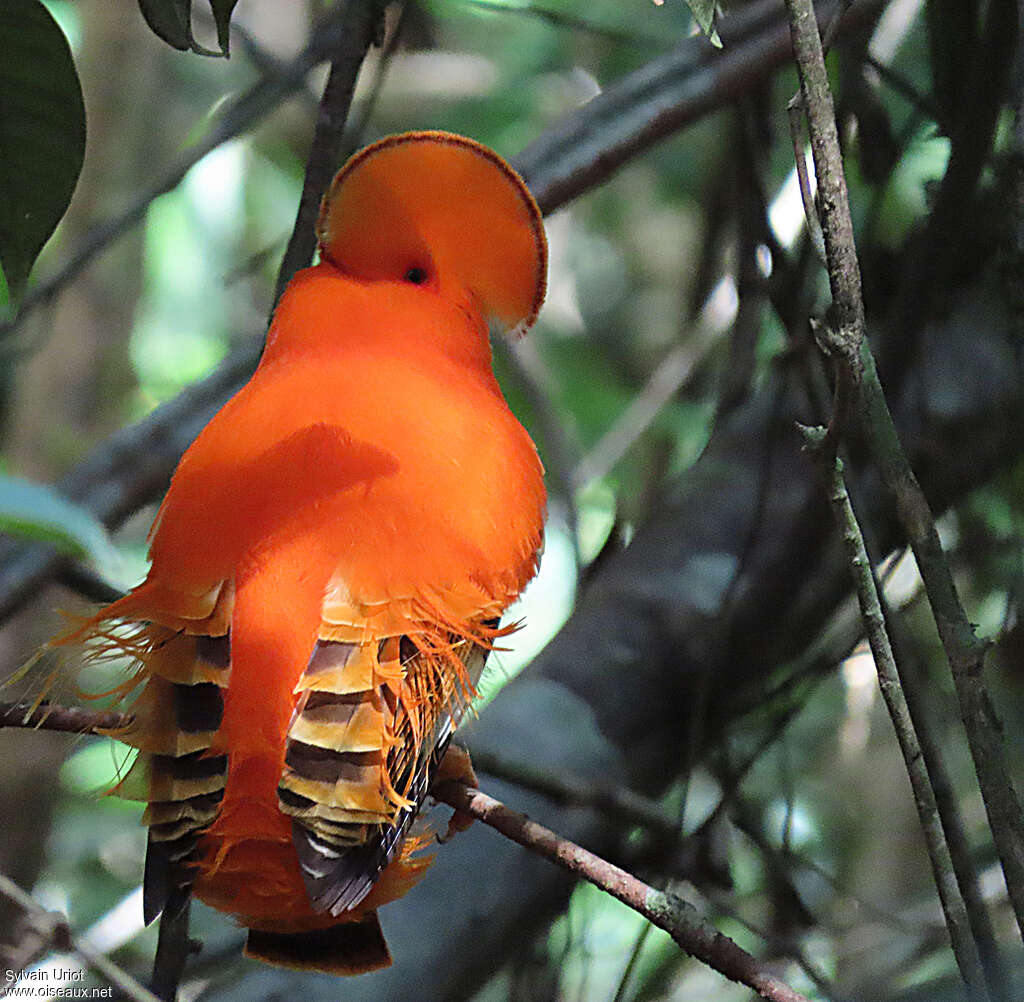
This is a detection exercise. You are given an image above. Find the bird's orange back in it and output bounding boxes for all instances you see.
[145,270,544,621]
[50,131,547,974]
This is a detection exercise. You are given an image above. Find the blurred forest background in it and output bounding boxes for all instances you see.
[1,0,1023,999]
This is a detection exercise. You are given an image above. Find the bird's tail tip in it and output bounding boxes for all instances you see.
[244,912,392,975]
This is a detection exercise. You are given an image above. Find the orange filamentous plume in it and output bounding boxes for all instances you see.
[49,131,547,974]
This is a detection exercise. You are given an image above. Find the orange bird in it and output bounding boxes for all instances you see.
[55,132,547,973]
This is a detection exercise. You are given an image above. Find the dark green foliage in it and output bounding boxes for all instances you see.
[137,0,239,57]
[0,0,85,305]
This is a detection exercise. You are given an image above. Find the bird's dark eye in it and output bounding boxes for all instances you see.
[404,266,428,285]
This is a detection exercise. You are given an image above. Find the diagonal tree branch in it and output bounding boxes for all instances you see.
[272,1,386,305]
[432,782,811,1002]
[514,0,885,215]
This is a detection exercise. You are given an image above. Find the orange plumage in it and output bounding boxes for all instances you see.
[54,132,546,973]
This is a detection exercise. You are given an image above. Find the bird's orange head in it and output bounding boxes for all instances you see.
[316,130,546,337]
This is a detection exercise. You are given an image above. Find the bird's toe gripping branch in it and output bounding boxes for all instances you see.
[433,743,478,842]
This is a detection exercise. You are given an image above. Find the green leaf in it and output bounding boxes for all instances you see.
[685,0,721,48]
[136,0,238,57]
[0,0,85,304]
[0,473,117,568]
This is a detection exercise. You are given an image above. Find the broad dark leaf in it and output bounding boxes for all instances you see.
[137,0,237,57]
[137,0,193,51]
[0,0,85,305]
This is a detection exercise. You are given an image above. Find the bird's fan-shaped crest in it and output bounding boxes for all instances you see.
[317,131,546,336]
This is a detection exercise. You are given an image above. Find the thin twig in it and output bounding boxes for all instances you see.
[878,585,1008,1000]
[0,701,130,734]
[571,335,717,491]
[432,782,812,1002]
[272,0,385,305]
[610,922,653,1002]
[732,808,934,938]
[799,432,987,997]
[229,22,318,109]
[339,3,409,153]
[701,885,841,1000]
[861,52,940,121]
[0,873,162,1002]
[785,100,826,262]
[784,0,1024,953]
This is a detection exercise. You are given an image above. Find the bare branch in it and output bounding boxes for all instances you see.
[1,698,808,1000]
[272,1,385,305]
[432,781,811,1002]
[0,701,129,735]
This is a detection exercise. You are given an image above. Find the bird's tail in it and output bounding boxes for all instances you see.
[244,911,391,974]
